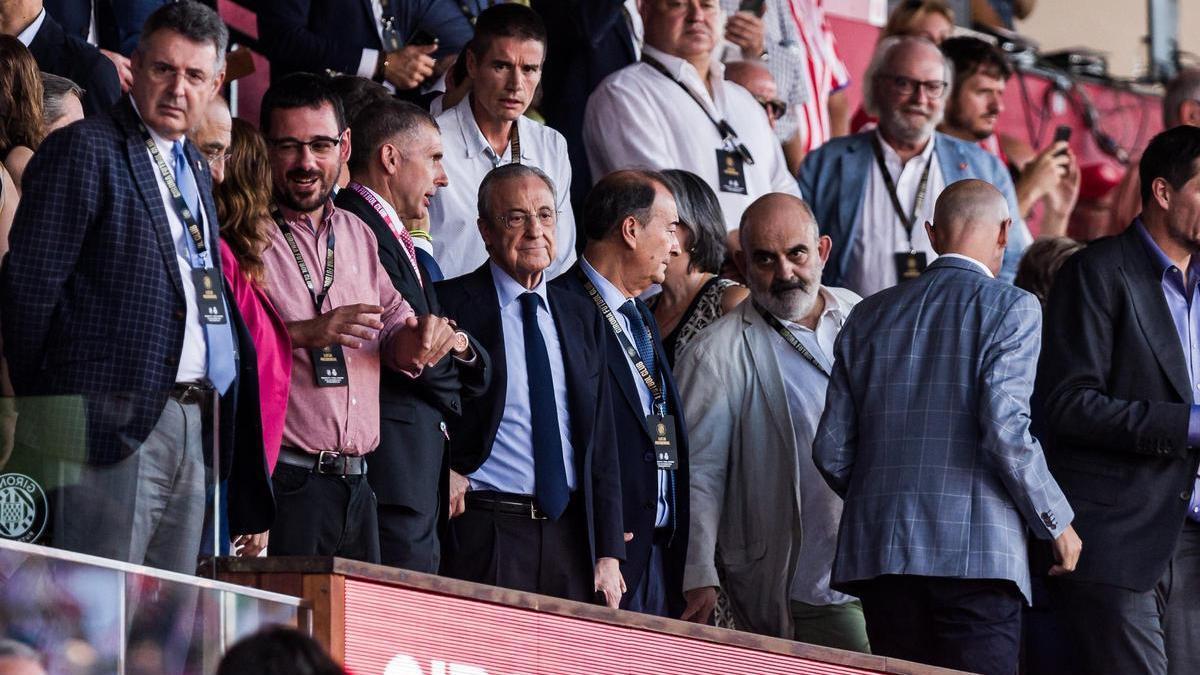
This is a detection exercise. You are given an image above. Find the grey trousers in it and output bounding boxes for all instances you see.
[53,398,207,574]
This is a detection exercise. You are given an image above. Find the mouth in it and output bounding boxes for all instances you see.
[287,173,321,191]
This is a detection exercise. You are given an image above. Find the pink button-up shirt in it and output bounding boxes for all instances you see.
[260,201,418,456]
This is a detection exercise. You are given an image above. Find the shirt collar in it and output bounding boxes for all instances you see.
[939,253,995,278]
[16,8,46,47]
[490,260,549,310]
[641,45,724,100]
[130,97,177,156]
[1135,217,1197,288]
[580,256,632,312]
[454,93,527,163]
[874,129,937,167]
[276,198,338,236]
[353,183,402,225]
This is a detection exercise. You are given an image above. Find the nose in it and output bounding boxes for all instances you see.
[435,165,449,188]
[686,0,705,21]
[669,231,682,257]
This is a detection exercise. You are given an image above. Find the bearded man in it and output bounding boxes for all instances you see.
[673,193,869,651]
[798,35,1031,298]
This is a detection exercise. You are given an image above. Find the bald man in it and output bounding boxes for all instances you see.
[189,96,232,184]
[676,193,868,648]
[813,179,1080,674]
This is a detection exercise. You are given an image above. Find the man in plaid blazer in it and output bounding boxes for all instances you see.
[814,179,1081,675]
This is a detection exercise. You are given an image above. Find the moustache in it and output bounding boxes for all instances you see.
[286,170,322,182]
[770,279,811,295]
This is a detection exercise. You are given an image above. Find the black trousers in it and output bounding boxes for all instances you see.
[441,494,594,603]
[856,575,1022,675]
[267,463,381,563]
[377,503,440,574]
[1048,521,1200,675]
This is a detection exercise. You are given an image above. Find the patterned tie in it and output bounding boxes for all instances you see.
[619,299,658,392]
[520,292,569,520]
[395,224,423,287]
[173,142,237,394]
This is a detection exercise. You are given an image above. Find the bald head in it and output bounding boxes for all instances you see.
[740,193,818,249]
[726,61,780,130]
[190,95,232,184]
[926,179,1011,275]
[740,193,830,324]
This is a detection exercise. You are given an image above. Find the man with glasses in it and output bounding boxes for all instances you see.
[798,35,1031,298]
[725,60,787,132]
[189,95,231,184]
[1,1,271,573]
[436,163,626,607]
[553,170,690,618]
[584,0,798,234]
[255,72,460,562]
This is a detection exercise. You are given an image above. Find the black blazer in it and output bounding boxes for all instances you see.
[552,266,689,611]
[1035,225,1200,591]
[435,265,625,563]
[333,187,489,512]
[0,97,272,534]
[27,11,121,116]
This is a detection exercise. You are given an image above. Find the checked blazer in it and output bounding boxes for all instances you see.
[0,97,275,536]
[813,255,1073,602]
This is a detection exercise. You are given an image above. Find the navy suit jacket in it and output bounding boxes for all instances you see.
[0,97,273,535]
[26,10,121,116]
[256,0,484,81]
[435,264,625,564]
[43,0,166,56]
[334,187,490,512]
[552,265,689,612]
[1035,226,1200,592]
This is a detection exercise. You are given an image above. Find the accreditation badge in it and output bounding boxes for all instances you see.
[191,268,228,324]
[716,149,748,195]
[647,414,679,470]
[311,345,349,387]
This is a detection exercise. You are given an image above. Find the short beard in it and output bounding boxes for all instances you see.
[751,276,821,323]
[275,176,334,214]
[881,105,942,145]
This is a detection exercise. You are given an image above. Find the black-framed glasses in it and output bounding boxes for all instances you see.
[754,96,788,119]
[267,136,343,157]
[495,209,557,230]
[878,73,948,99]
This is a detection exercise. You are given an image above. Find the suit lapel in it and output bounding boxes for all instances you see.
[833,136,872,278]
[117,100,186,301]
[548,290,593,452]
[1121,231,1193,402]
[935,134,970,184]
[742,307,799,471]
[465,268,508,441]
[605,332,653,439]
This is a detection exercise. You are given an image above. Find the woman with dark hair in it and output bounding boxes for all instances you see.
[1014,236,1085,308]
[216,626,343,675]
[650,169,749,365]
[215,118,292,556]
[0,36,45,192]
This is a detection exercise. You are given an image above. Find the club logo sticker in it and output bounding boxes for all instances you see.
[0,473,48,543]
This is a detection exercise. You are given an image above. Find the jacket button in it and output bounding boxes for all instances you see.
[1182,491,1192,501]
[451,401,459,411]
[173,308,185,320]
[164,355,178,366]
[643,452,654,462]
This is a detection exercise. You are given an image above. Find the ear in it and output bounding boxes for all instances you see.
[379,143,398,175]
[477,217,492,252]
[1181,100,1200,127]
[210,68,226,98]
[998,217,1011,248]
[817,234,833,265]
[923,220,938,252]
[619,215,640,249]
[1151,176,1173,211]
[339,128,352,165]
[465,49,478,81]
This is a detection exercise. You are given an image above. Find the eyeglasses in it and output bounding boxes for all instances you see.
[495,209,557,230]
[205,149,232,166]
[754,96,788,119]
[267,136,343,157]
[878,73,948,99]
[145,61,215,87]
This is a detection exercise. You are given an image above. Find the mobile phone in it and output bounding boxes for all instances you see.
[1053,125,1072,154]
[739,0,766,14]
[409,29,438,47]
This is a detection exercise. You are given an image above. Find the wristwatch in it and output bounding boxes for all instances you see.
[452,330,470,356]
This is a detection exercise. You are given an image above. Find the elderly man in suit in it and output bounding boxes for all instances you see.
[553,170,689,618]
[1037,125,1200,675]
[675,193,867,650]
[436,163,626,606]
[798,36,1031,296]
[0,1,271,572]
[335,97,490,573]
[814,179,1081,675]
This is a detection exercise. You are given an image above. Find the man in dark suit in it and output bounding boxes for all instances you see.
[436,163,626,606]
[43,0,165,56]
[0,1,271,572]
[1,0,120,115]
[551,170,690,617]
[256,0,485,89]
[335,97,491,573]
[1037,125,1200,675]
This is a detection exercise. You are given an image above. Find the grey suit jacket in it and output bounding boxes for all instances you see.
[813,255,1073,602]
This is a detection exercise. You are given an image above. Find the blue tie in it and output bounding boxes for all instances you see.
[619,299,659,398]
[173,142,237,394]
[520,292,569,520]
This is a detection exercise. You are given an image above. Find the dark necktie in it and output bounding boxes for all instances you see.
[520,292,569,520]
[619,299,658,394]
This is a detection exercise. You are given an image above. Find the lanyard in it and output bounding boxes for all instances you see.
[579,272,667,416]
[754,302,830,377]
[870,134,933,251]
[641,55,755,165]
[345,182,423,285]
[271,204,336,313]
[138,124,209,266]
[509,121,521,165]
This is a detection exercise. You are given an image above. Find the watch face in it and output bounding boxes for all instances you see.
[455,332,469,353]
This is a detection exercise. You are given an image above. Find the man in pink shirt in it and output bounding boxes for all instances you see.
[257,73,459,562]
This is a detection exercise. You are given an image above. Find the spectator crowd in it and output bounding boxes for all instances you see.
[0,1,1197,674]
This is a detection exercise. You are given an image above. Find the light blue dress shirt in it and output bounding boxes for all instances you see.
[468,263,577,494]
[580,258,670,528]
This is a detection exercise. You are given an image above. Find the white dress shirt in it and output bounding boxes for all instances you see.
[429,94,577,280]
[845,131,945,298]
[132,101,211,384]
[583,45,800,233]
[580,258,670,528]
[15,8,46,46]
[469,262,577,494]
[766,286,861,606]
